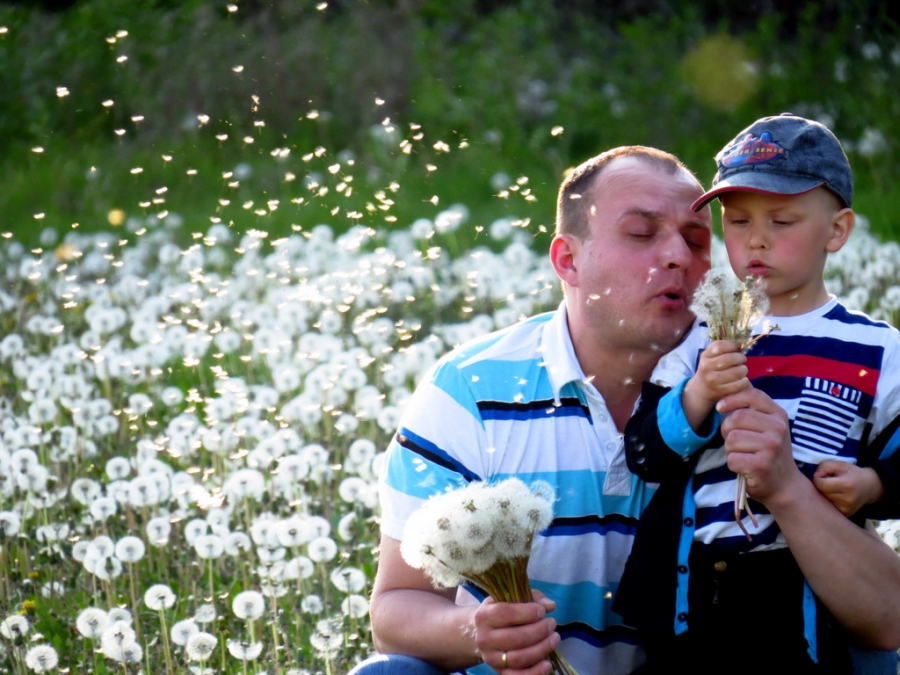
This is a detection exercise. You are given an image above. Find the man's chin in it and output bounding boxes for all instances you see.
[649,314,695,353]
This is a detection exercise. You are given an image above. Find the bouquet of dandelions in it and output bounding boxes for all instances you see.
[690,269,778,540]
[401,478,577,675]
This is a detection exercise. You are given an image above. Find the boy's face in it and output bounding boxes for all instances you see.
[719,188,853,316]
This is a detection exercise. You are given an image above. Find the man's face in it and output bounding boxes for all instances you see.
[562,157,712,355]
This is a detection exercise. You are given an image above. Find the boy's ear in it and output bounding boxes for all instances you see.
[826,207,855,253]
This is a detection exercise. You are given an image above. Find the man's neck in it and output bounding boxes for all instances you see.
[577,344,659,432]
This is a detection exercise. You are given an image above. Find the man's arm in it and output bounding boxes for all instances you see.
[369,534,560,674]
[718,387,900,649]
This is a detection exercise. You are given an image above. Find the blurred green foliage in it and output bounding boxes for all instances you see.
[1,0,899,248]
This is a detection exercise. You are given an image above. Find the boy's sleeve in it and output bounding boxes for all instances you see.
[624,379,721,483]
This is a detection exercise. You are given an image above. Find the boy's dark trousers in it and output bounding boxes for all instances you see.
[639,546,853,675]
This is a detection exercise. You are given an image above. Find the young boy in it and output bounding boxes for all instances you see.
[613,114,900,674]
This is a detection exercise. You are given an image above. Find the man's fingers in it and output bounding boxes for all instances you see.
[530,590,557,613]
[475,598,559,673]
[478,597,547,629]
[498,632,561,675]
[716,385,779,416]
[482,616,558,652]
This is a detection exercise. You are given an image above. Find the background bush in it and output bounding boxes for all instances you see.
[0,0,898,244]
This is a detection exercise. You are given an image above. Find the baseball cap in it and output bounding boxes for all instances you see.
[691,113,853,211]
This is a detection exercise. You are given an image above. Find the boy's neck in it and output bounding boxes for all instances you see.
[767,282,831,317]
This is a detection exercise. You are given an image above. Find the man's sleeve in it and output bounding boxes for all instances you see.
[378,358,488,540]
[859,414,900,520]
[858,332,900,520]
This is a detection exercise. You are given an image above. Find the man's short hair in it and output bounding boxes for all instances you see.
[556,146,691,240]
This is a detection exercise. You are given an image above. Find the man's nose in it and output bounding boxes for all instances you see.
[663,234,693,269]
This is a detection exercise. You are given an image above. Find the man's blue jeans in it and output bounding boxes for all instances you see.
[348,654,458,675]
[348,649,898,674]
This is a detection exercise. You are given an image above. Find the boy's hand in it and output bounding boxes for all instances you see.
[682,340,749,431]
[813,461,885,517]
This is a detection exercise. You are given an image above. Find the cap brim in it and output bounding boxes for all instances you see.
[691,172,823,212]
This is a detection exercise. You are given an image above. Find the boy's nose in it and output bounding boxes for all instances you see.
[748,225,768,249]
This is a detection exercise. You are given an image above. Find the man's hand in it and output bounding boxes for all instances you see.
[717,385,801,504]
[682,340,748,432]
[474,593,560,675]
[814,461,885,517]
[370,535,562,673]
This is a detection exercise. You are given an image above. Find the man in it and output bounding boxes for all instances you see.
[355,147,900,675]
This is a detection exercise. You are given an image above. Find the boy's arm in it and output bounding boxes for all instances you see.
[624,380,720,482]
[682,339,749,431]
[624,336,746,482]
[813,462,884,517]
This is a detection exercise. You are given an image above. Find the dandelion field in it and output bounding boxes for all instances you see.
[2,160,900,673]
[3,2,900,673]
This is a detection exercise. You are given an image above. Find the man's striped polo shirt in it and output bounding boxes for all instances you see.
[379,303,655,674]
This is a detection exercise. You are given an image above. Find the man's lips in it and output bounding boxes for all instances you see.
[654,286,686,309]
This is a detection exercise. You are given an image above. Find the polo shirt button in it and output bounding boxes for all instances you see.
[683,517,694,526]
[678,612,688,622]
[677,565,688,574]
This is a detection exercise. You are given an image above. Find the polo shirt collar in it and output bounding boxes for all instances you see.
[541,301,590,405]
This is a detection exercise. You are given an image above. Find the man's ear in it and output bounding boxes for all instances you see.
[550,234,580,287]
[826,207,855,253]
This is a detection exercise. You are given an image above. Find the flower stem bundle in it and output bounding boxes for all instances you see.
[690,269,779,539]
[401,478,577,674]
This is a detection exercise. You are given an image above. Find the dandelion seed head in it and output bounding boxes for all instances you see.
[193,603,217,625]
[24,644,58,673]
[76,608,109,639]
[143,583,176,610]
[0,614,29,640]
[232,590,265,620]
[227,639,264,661]
[186,631,218,661]
[341,594,369,618]
[171,619,199,646]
